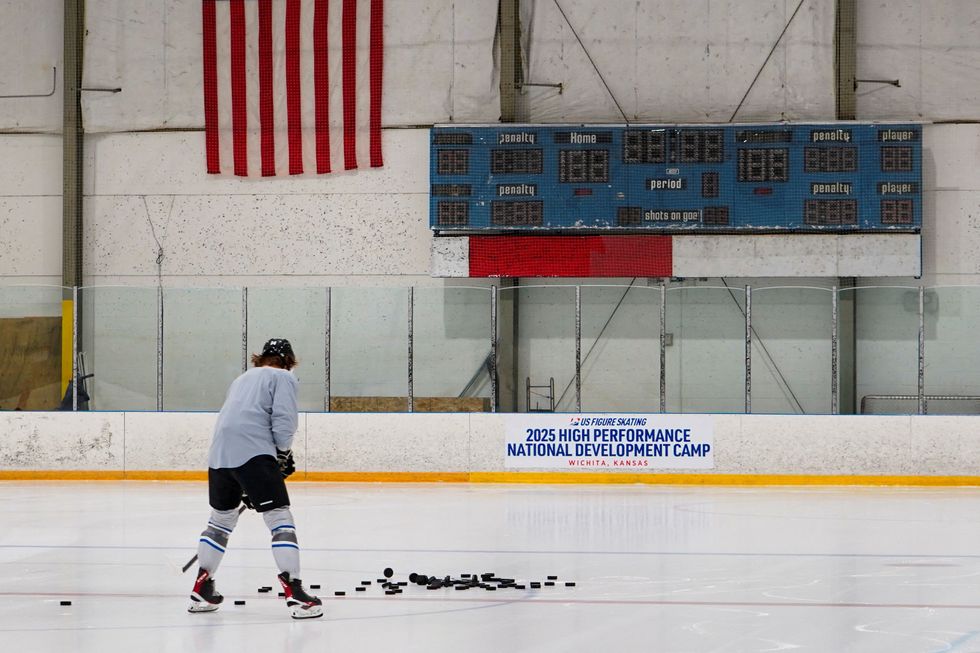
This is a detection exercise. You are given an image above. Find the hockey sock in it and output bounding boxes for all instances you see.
[263,507,300,577]
[197,507,241,574]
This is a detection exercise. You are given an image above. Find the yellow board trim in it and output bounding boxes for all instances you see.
[2,470,980,486]
[61,299,73,397]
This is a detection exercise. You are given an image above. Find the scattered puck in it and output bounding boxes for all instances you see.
[376,578,386,583]
[60,600,72,606]
[462,574,471,578]
[485,586,497,591]
[234,600,246,606]
[565,582,576,587]
[397,581,408,587]
[334,591,345,596]
[455,585,468,591]
[355,587,366,592]
[545,582,555,587]
[278,592,286,597]
[516,584,526,589]
[530,582,541,589]
[385,590,397,595]
[383,567,394,578]
[257,587,272,593]
[547,575,558,580]
[361,581,372,586]
[310,584,320,589]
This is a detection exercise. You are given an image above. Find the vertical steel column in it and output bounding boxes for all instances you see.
[324,287,331,412]
[72,286,78,411]
[918,285,925,415]
[575,285,582,412]
[63,0,84,289]
[498,0,521,122]
[157,286,164,411]
[745,285,752,414]
[241,288,249,373]
[490,285,498,413]
[831,285,839,415]
[408,287,414,413]
[63,0,85,396]
[660,281,667,413]
[834,0,857,120]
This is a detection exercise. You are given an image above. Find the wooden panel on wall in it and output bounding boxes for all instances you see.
[0,317,62,410]
[329,396,490,413]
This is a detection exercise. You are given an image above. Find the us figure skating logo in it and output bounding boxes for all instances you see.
[569,417,581,426]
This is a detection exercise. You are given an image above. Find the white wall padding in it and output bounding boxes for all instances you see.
[6,411,980,478]
[857,0,980,121]
[81,0,500,133]
[0,0,63,132]
[0,413,124,470]
[522,0,835,123]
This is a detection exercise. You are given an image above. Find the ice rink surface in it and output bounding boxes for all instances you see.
[3,481,980,652]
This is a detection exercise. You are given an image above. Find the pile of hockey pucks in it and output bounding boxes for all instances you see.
[257,567,576,599]
[362,567,576,594]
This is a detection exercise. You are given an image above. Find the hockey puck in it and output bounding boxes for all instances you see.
[310,584,320,589]
[565,582,576,587]
[376,578,386,583]
[234,600,246,606]
[361,580,372,585]
[530,582,541,589]
[383,567,393,578]
[278,592,286,597]
[59,600,72,606]
[334,591,345,596]
[257,587,272,593]
[544,582,555,587]
[355,587,366,592]
[547,575,558,580]
[385,590,397,595]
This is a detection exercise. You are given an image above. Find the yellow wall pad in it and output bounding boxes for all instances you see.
[3,470,980,486]
[61,299,73,397]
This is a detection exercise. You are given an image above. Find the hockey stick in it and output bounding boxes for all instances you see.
[182,503,249,573]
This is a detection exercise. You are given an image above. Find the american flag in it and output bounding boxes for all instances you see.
[201,0,384,176]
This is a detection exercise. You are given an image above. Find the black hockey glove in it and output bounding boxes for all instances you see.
[277,448,296,478]
[241,492,255,510]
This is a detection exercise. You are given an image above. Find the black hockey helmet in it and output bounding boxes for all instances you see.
[261,338,295,359]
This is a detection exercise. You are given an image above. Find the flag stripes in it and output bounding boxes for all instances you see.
[202,0,383,177]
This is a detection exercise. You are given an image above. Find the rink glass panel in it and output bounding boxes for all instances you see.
[579,284,662,412]
[247,287,328,412]
[665,285,747,413]
[81,286,158,410]
[848,286,920,414]
[500,284,577,412]
[330,287,409,410]
[162,288,243,410]
[923,286,980,414]
[750,286,833,414]
[412,286,492,408]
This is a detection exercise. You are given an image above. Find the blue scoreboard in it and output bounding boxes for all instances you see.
[429,123,922,233]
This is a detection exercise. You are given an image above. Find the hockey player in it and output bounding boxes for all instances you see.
[188,338,322,619]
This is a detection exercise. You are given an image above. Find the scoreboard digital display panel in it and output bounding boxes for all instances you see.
[429,123,922,232]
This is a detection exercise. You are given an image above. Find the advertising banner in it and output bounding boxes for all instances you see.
[505,414,714,470]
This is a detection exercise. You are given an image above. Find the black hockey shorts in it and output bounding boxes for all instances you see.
[209,455,290,513]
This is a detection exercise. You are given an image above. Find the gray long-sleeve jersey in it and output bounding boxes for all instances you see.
[207,366,298,469]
